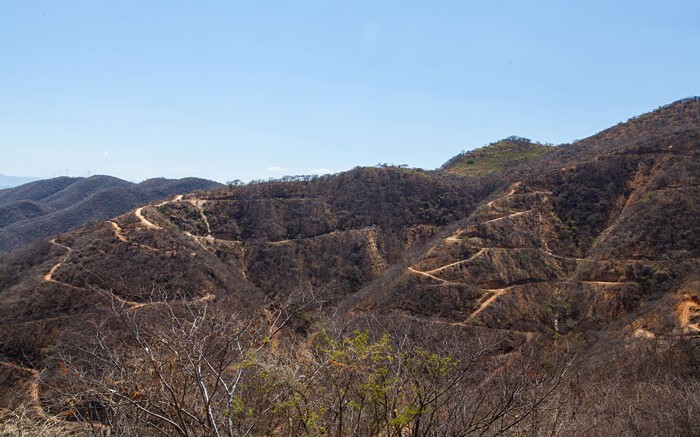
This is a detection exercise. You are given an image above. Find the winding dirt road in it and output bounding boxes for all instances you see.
[407,266,462,285]
[482,209,531,224]
[403,184,576,327]
[134,206,162,229]
[425,248,487,274]
[43,239,72,282]
[42,237,214,311]
[189,199,212,235]
[0,361,111,434]
[678,299,700,332]
[466,288,508,322]
[0,361,41,417]
[108,220,127,242]
[134,194,184,229]
[125,292,215,311]
[485,182,522,208]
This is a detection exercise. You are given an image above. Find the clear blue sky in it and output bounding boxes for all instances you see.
[2,1,699,183]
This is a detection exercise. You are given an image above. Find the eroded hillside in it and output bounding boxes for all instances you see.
[0,176,223,253]
[1,98,700,436]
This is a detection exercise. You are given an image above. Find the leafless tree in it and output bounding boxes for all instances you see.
[55,286,580,436]
[59,286,323,436]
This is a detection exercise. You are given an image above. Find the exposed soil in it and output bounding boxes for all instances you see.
[678,297,700,332]
[42,239,72,283]
[108,220,127,242]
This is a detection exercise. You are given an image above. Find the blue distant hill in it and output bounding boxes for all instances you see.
[0,173,40,189]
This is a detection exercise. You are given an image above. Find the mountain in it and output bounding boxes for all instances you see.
[0,174,39,189]
[1,98,699,435]
[0,175,223,253]
[441,136,553,177]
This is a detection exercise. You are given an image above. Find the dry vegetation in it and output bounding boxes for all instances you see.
[1,98,700,435]
[0,176,222,253]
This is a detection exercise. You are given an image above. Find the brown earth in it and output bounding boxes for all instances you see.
[1,98,700,433]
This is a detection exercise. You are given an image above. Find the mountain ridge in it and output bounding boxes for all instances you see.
[0,98,699,435]
[0,175,223,253]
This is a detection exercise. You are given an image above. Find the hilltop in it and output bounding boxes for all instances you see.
[0,98,699,435]
[442,136,553,177]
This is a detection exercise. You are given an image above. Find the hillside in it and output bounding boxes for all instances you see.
[0,176,223,253]
[442,136,553,177]
[0,98,699,435]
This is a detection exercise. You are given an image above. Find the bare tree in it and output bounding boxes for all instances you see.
[55,286,578,436]
[59,286,323,436]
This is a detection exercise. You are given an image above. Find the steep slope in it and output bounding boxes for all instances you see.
[0,98,696,335]
[0,176,223,253]
[535,96,700,171]
[354,99,700,342]
[0,98,699,434]
[0,168,489,317]
[0,200,54,228]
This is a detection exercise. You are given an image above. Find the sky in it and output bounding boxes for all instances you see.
[1,1,699,183]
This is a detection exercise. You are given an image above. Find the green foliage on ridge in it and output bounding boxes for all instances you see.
[443,136,553,177]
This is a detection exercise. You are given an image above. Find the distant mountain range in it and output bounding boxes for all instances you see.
[0,175,223,252]
[0,174,40,189]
